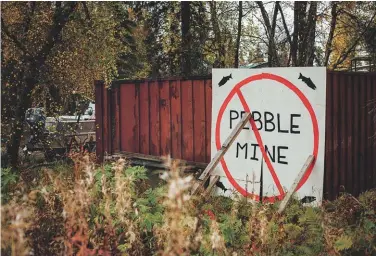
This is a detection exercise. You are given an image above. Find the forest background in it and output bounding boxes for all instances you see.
[1,1,376,166]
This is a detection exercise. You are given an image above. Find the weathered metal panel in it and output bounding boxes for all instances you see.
[160,81,171,157]
[170,80,182,159]
[149,81,161,156]
[366,74,374,190]
[205,79,212,163]
[112,84,121,152]
[339,73,347,192]
[324,71,376,199]
[332,72,340,198]
[345,73,353,195]
[323,72,333,199]
[120,83,136,152]
[139,81,150,155]
[353,74,361,197]
[359,75,367,195]
[193,79,206,163]
[102,83,110,156]
[96,72,376,200]
[181,80,194,161]
[95,80,104,162]
[134,83,140,153]
[372,74,376,189]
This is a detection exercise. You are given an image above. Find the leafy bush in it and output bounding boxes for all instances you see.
[1,155,375,256]
[1,168,19,203]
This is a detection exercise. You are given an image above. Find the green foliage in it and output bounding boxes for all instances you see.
[297,207,324,254]
[218,213,249,248]
[2,160,376,256]
[124,166,148,181]
[1,167,19,203]
[284,197,304,222]
[334,235,353,252]
[283,223,303,241]
[136,187,166,232]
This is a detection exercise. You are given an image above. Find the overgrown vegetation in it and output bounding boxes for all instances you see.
[1,154,375,256]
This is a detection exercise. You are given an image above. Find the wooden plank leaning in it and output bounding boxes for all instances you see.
[191,112,252,196]
[202,175,220,197]
[277,155,315,213]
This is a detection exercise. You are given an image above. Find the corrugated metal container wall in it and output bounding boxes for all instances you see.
[95,71,376,200]
[95,77,213,164]
[324,71,376,200]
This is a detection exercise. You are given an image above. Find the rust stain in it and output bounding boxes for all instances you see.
[160,99,166,107]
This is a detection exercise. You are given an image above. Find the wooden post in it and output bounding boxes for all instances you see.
[191,112,252,195]
[202,175,220,197]
[277,155,315,213]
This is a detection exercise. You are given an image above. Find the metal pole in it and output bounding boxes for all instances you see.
[259,156,264,204]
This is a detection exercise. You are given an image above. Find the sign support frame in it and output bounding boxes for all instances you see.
[277,155,315,213]
[191,112,252,196]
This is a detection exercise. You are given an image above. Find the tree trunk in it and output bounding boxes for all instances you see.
[169,4,179,75]
[332,11,376,70]
[8,78,35,168]
[324,2,338,66]
[3,2,78,168]
[278,4,292,48]
[297,2,308,66]
[209,1,224,68]
[305,2,318,66]
[291,1,299,66]
[181,1,191,76]
[234,1,243,68]
[257,1,280,67]
[270,2,280,66]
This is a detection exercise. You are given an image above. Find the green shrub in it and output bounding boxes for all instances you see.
[1,158,375,256]
[1,168,19,203]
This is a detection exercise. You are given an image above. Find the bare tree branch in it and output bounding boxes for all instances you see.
[82,2,91,21]
[24,1,36,36]
[332,11,376,70]
[1,18,30,56]
[256,1,280,66]
[271,2,279,39]
[241,34,269,45]
[291,1,299,66]
[304,1,318,66]
[36,2,78,65]
[324,2,338,66]
[234,1,243,68]
[278,3,292,47]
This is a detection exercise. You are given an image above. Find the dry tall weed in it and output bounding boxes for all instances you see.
[1,200,35,256]
[209,219,227,254]
[56,154,97,255]
[112,158,143,254]
[155,155,202,256]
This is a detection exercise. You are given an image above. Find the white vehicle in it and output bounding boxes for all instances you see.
[24,100,96,160]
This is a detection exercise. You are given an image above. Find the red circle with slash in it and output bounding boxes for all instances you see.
[215,73,319,203]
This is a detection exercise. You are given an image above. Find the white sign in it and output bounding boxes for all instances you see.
[211,67,326,204]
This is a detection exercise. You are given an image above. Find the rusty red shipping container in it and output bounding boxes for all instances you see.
[95,71,376,200]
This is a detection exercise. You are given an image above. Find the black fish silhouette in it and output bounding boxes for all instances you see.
[298,73,316,90]
[215,180,228,193]
[218,74,232,87]
[300,196,316,204]
[203,178,228,193]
